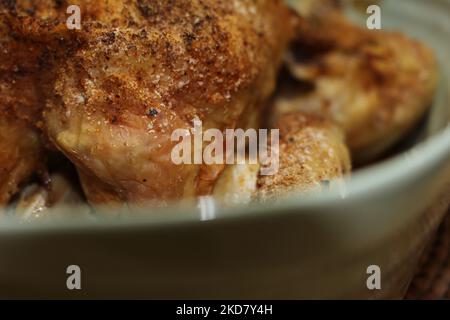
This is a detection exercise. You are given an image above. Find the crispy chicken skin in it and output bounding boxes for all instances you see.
[3,0,137,22]
[0,119,42,204]
[26,0,296,208]
[0,0,80,205]
[0,0,77,205]
[0,12,44,204]
[283,6,438,163]
[256,112,351,202]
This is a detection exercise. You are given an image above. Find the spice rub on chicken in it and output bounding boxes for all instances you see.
[33,0,296,208]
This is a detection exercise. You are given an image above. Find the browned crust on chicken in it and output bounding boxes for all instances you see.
[256,112,351,202]
[0,119,42,204]
[0,0,438,208]
[28,0,296,207]
[0,11,46,204]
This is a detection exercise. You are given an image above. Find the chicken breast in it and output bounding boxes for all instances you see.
[29,0,296,208]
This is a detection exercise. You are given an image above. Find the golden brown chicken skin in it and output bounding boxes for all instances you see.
[0,119,42,205]
[3,0,138,23]
[213,112,351,206]
[0,12,45,204]
[32,0,296,208]
[255,112,351,203]
[0,0,178,206]
[283,8,437,163]
[0,0,79,205]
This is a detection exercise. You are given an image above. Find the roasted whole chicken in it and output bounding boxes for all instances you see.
[1,0,296,210]
[0,0,438,217]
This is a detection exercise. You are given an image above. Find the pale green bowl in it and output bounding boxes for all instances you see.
[0,0,449,299]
